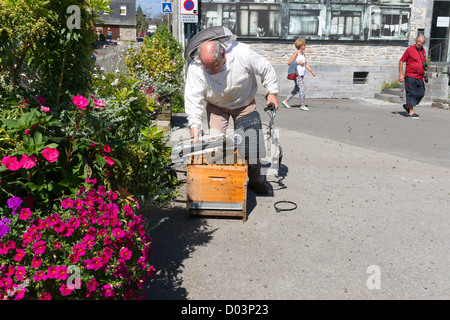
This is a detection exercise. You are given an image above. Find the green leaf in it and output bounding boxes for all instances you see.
[2,119,20,128]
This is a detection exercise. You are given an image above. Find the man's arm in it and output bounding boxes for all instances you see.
[248,48,279,109]
[184,63,206,138]
[398,60,405,82]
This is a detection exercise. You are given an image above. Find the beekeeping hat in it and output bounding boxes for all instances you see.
[184,26,237,62]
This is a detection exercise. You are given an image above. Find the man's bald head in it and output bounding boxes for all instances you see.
[198,41,226,74]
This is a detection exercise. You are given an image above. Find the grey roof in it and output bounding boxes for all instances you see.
[98,0,136,26]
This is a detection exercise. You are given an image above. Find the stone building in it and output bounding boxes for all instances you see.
[96,0,136,41]
[175,0,449,100]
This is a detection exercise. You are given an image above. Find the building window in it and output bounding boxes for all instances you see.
[370,6,409,39]
[330,11,361,37]
[353,72,368,84]
[120,6,126,15]
[239,4,280,37]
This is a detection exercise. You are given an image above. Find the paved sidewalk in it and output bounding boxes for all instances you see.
[146,96,450,300]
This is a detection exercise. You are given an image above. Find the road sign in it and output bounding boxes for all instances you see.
[161,2,172,14]
[180,0,198,15]
[181,15,198,23]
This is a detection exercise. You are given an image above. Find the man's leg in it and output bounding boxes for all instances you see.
[232,102,269,194]
[404,77,420,119]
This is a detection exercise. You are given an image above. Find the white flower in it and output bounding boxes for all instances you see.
[111,78,119,86]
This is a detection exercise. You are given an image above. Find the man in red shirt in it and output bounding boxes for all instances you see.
[398,35,427,120]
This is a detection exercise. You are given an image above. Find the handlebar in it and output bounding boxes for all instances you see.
[264,102,276,113]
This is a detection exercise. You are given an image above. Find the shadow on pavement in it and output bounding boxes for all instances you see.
[144,195,216,299]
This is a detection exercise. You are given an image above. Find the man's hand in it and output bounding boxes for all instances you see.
[266,94,279,110]
[190,127,200,140]
[189,127,202,164]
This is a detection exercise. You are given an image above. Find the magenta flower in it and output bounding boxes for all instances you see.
[14,249,26,262]
[15,266,26,282]
[112,227,125,238]
[94,98,106,108]
[20,154,37,169]
[19,208,32,221]
[59,283,74,296]
[31,256,42,268]
[39,291,51,300]
[61,198,73,209]
[85,177,97,185]
[41,106,50,112]
[35,96,46,105]
[101,284,115,298]
[55,266,68,280]
[103,144,111,153]
[34,270,47,282]
[104,155,115,166]
[46,266,57,279]
[72,95,89,110]
[1,156,21,171]
[119,247,132,261]
[42,147,59,163]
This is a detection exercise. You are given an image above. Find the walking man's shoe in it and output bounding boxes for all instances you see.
[409,113,420,120]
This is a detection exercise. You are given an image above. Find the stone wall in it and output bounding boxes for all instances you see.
[240,0,441,100]
[248,42,408,99]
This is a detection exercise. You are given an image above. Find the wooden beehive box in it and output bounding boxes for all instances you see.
[186,163,248,221]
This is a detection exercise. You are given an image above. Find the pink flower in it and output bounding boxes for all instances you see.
[42,147,59,163]
[34,270,47,282]
[31,256,42,268]
[32,240,46,255]
[94,98,106,108]
[112,227,125,238]
[20,154,37,169]
[87,278,99,292]
[14,249,26,262]
[85,177,97,185]
[119,247,132,261]
[59,283,74,296]
[61,198,73,209]
[104,155,115,166]
[24,129,30,135]
[55,266,68,280]
[101,284,115,298]
[19,208,32,220]
[103,145,111,153]
[15,266,26,282]
[72,95,89,110]
[47,266,57,279]
[41,106,50,112]
[35,96,46,105]
[1,156,21,171]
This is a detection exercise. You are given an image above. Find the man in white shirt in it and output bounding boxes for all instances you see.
[184,27,279,194]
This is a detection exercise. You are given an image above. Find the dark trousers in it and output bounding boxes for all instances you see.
[405,76,425,107]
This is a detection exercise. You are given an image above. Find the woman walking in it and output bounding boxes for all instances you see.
[282,38,316,111]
